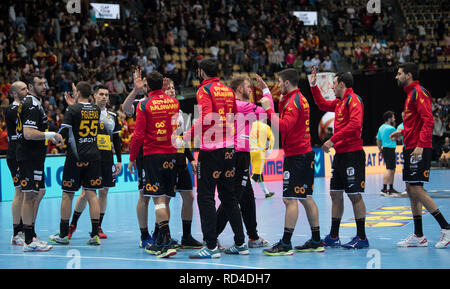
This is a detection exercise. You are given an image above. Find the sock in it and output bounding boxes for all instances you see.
[154,222,159,237]
[383,184,387,191]
[99,213,105,227]
[91,219,99,237]
[140,227,150,240]
[182,219,192,239]
[431,209,450,229]
[282,227,294,244]
[311,226,321,242]
[388,184,393,191]
[413,215,424,237]
[157,220,170,245]
[13,224,22,236]
[60,219,70,238]
[356,218,366,240]
[330,218,341,238]
[24,225,33,245]
[258,182,270,195]
[32,223,37,238]
[71,211,82,227]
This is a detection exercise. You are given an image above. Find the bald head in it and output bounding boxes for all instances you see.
[10,81,28,101]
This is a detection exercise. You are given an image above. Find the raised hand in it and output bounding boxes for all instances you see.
[310,66,317,86]
[254,74,268,90]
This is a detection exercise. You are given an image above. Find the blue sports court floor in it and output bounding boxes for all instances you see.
[1,170,449,269]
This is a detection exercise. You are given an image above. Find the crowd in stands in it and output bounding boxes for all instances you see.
[0,0,448,155]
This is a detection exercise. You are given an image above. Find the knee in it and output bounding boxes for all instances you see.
[348,193,363,204]
[330,191,344,202]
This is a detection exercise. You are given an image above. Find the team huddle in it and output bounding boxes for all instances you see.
[6,58,450,258]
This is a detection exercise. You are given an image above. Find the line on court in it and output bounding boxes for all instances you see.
[0,253,266,269]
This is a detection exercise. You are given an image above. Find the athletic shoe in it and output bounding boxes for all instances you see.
[380,189,389,197]
[341,236,369,249]
[87,235,101,246]
[68,225,76,239]
[387,189,401,197]
[323,234,341,248]
[33,236,49,246]
[139,235,155,248]
[224,243,249,255]
[145,243,160,255]
[23,240,53,252]
[157,241,178,258]
[435,229,450,249]
[11,232,25,246]
[265,192,275,199]
[189,246,221,259]
[181,235,203,249]
[263,240,293,256]
[217,239,225,252]
[294,239,325,252]
[48,233,70,245]
[98,227,107,239]
[248,237,270,248]
[396,234,428,247]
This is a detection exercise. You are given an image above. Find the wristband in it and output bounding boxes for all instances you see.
[44,132,56,140]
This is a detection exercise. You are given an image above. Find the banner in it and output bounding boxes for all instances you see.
[323,145,404,177]
[90,3,121,19]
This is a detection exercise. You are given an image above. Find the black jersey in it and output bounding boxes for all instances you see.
[97,109,122,163]
[5,101,20,160]
[61,102,101,162]
[16,95,49,162]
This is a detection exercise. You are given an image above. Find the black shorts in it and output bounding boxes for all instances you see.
[251,173,264,183]
[62,159,102,193]
[136,157,145,192]
[18,160,45,193]
[143,154,177,198]
[382,147,396,170]
[282,151,315,199]
[175,153,193,192]
[101,161,116,188]
[7,158,20,187]
[330,150,366,194]
[403,147,432,184]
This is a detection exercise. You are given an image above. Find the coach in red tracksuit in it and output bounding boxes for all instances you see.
[129,71,180,258]
[310,67,369,249]
[183,58,246,259]
[260,68,323,256]
[391,62,450,248]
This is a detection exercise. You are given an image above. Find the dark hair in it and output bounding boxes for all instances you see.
[278,68,299,87]
[94,85,109,94]
[76,81,92,99]
[24,73,43,88]
[398,62,419,80]
[335,72,353,88]
[383,110,395,122]
[229,75,250,92]
[147,71,164,91]
[199,58,219,78]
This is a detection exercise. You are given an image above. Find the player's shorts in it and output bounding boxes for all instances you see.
[175,153,193,192]
[18,160,45,193]
[330,150,366,194]
[251,173,264,183]
[136,157,145,192]
[250,150,266,175]
[382,147,396,170]
[403,147,432,185]
[7,158,20,188]
[61,159,102,193]
[143,153,177,198]
[282,151,315,199]
[101,161,116,188]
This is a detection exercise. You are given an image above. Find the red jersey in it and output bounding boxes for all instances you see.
[129,90,179,161]
[402,80,434,150]
[266,88,312,157]
[184,77,237,151]
[311,85,364,154]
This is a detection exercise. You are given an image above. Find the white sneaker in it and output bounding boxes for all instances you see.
[248,237,270,248]
[11,232,25,246]
[397,234,428,247]
[33,236,49,246]
[435,229,450,249]
[23,239,53,252]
